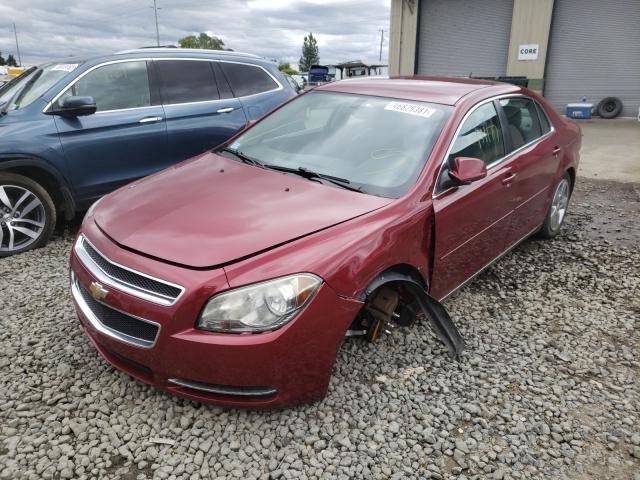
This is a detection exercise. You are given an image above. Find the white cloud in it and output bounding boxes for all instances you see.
[0,0,390,66]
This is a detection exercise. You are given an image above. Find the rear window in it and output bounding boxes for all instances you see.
[536,102,552,134]
[155,60,219,104]
[219,63,278,97]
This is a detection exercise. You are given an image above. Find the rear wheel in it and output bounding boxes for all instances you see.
[537,173,571,239]
[0,172,56,257]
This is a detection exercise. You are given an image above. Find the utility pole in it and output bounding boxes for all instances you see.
[13,22,22,66]
[379,29,386,62]
[152,0,160,46]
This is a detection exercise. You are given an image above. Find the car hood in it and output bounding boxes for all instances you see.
[94,152,392,268]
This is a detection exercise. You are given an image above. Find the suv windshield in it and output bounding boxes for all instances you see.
[226,91,451,198]
[0,62,80,112]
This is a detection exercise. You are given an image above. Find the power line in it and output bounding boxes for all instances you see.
[152,0,160,47]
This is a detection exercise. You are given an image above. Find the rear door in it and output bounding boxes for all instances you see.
[430,100,519,300]
[218,61,284,120]
[153,59,247,161]
[497,97,558,245]
[53,60,169,202]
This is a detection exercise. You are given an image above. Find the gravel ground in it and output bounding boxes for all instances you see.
[1,178,638,480]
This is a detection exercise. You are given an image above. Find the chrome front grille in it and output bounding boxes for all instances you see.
[74,235,184,306]
[72,276,160,348]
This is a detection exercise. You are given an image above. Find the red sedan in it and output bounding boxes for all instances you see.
[69,77,580,407]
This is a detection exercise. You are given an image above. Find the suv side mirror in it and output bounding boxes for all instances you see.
[47,96,97,117]
[449,157,487,184]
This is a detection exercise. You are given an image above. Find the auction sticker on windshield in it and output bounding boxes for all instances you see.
[51,64,79,72]
[384,101,436,118]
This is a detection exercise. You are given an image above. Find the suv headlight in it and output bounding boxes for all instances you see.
[197,274,322,333]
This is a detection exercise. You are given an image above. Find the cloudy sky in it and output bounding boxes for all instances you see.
[0,0,390,67]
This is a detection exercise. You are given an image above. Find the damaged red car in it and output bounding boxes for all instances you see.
[69,77,580,407]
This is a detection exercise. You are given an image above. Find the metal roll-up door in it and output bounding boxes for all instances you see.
[416,0,513,77]
[544,0,640,117]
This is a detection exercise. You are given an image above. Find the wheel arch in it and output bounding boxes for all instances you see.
[360,263,428,300]
[0,156,76,220]
[359,265,464,359]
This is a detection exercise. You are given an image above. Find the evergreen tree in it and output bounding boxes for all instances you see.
[298,33,319,72]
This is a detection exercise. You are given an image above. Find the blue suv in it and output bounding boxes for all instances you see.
[0,48,297,256]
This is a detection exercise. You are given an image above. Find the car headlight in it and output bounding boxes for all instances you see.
[197,273,323,333]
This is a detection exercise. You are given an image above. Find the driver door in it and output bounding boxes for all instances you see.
[430,101,518,300]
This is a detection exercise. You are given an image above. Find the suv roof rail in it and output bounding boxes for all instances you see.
[137,45,178,49]
[115,47,262,59]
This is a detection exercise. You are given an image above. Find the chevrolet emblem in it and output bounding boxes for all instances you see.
[89,281,109,301]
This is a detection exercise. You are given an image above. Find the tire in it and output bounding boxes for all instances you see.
[537,173,571,239]
[0,172,56,257]
[597,97,623,119]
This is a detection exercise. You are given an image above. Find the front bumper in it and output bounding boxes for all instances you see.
[69,226,363,408]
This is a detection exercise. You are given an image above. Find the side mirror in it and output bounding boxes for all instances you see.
[449,157,487,184]
[47,96,97,117]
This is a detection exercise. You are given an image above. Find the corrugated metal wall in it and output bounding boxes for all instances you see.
[416,0,513,77]
[544,0,640,117]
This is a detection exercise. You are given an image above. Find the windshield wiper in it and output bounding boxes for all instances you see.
[263,165,363,193]
[219,148,363,193]
[219,147,265,168]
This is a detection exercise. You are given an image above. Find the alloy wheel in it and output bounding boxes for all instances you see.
[0,185,46,253]
[549,178,570,232]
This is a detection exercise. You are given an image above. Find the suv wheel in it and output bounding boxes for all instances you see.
[0,172,56,257]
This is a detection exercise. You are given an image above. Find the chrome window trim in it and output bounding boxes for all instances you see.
[43,57,283,114]
[71,272,160,349]
[74,235,184,307]
[432,93,556,199]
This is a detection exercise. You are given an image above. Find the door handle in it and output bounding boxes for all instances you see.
[552,146,562,156]
[139,116,163,124]
[216,107,235,114]
[501,172,517,185]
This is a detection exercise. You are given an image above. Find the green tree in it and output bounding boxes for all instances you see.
[6,54,17,67]
[0,52,5,66]
[278,62,296,75]
[298,33,319,72]
[178,32,225,50]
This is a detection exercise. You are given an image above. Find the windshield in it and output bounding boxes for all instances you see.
[0,62,80,112]
[226,91,451,198]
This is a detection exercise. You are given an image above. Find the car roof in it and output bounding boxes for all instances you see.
[316,76,522,106]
